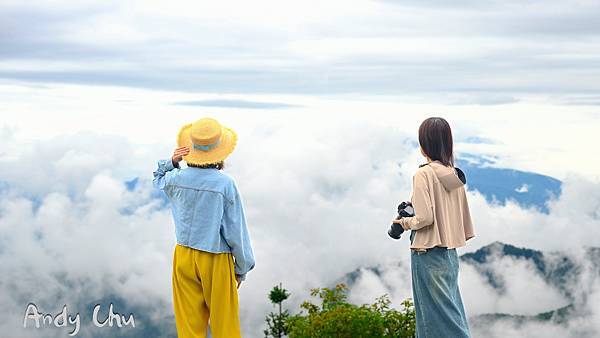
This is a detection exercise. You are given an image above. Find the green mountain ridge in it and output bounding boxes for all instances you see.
[338,241,600,329]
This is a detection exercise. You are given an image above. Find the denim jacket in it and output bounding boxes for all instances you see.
[152,159,255,281]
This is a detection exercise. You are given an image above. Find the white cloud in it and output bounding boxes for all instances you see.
[515,184,529,193]
[1,112,600,336]
[2,0,600,97]
[2,1,600,335]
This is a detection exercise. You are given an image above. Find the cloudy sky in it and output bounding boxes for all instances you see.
[2,0,600,98]
[1,0,600,337]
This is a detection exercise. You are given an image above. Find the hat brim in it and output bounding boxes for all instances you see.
[177,123,237,165]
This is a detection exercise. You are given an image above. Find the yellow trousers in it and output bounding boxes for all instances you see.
[172,244,242,338]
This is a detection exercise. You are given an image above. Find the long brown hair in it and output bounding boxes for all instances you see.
[418,117,454,167]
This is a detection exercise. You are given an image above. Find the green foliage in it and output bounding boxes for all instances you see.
[269,284,291,304]
[265,283,416,338]
[265,283,291,338]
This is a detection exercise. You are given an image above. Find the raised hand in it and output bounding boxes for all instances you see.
[172,146,190,164]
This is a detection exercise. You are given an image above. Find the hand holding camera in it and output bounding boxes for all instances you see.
[387,201,415,240]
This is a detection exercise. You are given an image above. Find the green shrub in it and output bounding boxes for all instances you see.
[264,283,415,338]
[264,283,291,338]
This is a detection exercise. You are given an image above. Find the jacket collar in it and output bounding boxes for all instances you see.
[420,160,466,191]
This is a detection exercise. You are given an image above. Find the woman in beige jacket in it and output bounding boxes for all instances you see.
[392,117,475,338]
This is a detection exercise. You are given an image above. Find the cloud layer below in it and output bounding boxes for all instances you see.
[1,115,600,336]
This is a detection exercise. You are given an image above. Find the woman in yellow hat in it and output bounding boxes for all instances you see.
[152,117,255,338]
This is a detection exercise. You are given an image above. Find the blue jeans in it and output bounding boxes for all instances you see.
[410,232,471,338]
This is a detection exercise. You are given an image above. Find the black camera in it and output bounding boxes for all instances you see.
[387,201,415,239]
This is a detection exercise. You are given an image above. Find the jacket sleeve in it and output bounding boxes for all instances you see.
[221,180,256,281]
[152,158,180,194]
[400,170,434,231]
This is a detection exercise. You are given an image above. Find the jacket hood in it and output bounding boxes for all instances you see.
[424,160,467,191]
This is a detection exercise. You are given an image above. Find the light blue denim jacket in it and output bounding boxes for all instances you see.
[152,159,255,281]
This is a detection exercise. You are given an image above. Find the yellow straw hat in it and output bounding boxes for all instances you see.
[177,117,238,165]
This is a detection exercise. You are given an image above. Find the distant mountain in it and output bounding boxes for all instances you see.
[456,153,562,214]
[137,152,563,214]
[469,303,583,337]
[460,241,600,300]
[473,303,575,326]
[338,241,600,330]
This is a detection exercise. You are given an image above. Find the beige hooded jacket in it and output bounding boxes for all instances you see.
[398,160,475,251]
